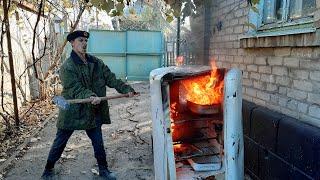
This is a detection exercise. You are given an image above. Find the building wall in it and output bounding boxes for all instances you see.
[202,0,320,127]
[1,8,58,115]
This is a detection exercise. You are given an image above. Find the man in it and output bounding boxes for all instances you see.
[41,30,135,180]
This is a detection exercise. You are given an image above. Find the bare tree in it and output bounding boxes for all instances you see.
[2,0,20,127]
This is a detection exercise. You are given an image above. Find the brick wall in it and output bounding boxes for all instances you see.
[196,0,320,127]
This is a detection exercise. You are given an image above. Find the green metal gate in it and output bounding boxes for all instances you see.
[88,30,164,81]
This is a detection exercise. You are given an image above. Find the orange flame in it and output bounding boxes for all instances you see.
[170,102,178,118]
[173,144,189,153]
[176,56,184,66]
[181,59,224,105]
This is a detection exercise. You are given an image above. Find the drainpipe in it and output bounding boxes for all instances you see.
[203,0,212,65]
[176,17,181,57]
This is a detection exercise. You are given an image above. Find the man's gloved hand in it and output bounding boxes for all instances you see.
[90,96,101,105]
[128,92,134,98]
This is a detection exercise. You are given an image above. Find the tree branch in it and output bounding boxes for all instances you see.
[12,0,48,18]
[43,3,87,81]
[0,17,11,118]
[31,0,44,82]
[3,0,20,126]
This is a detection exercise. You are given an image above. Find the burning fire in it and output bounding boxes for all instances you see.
[170,102,178,118]
[182,60,224,105]
[176,56,184,66]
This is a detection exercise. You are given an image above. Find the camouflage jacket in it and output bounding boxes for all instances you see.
[57,51,135,130]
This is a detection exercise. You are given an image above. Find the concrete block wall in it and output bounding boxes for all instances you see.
[201,0,320,127]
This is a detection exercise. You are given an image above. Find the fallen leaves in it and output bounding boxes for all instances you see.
[61,154,76,160]
[91,168,99,175]
[30,137,41,143]
[0,100,57,167]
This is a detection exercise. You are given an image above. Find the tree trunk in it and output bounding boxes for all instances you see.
[3,0,20,127]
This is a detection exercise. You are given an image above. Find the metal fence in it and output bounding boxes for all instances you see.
[164,36,202,67]
[88,30,163,81]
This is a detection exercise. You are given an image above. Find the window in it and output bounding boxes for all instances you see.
[263,0,315,24]
[248,0,316,34]
[241,0,318,47]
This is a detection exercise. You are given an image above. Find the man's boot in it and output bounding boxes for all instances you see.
[40,168,54,180]
[98,165,116,180]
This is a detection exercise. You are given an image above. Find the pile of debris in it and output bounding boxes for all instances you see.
[0,100,57,167]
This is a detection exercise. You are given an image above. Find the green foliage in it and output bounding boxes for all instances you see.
[90,0,114,14]
[251,0,260,5]
[119,4,161,31]
[0,3,18,18]
[87,0,204,23]
[89,0,261,23]
[62,0,73,8]
[166,15,174,23]
[1,0,262,24]
[128,7,135,15]
[163,0,200,23]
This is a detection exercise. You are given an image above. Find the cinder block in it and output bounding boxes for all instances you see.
[226,55,234,62]
[287,99,298,110]
[235,9,244,17]
[277,117,320,179]
[257,91,270,101]
[289,70,309,80]
[234,56,244,63]
[272,66,288,76]
[293,80,313,92]
[247,65,258,72]
[276,76,291,86]
[234,25,244,34]
[259,149,295,180]
[258,66,272,74]
[283,57,300,67]
[279,86,287,95]
[255,57,267,65]
[287,88,307,100]
[307,93,320,105]
[253,81,266,89]
[242,100,258,136]
[310,71,320,81]
[309,105,320,118]
[300,60,320,70]
[252,97,266,106]
[266,83,278,92]
[297,102,309,113]
[243,79,253,86]
[274,48,291,57]
[250,72,260,80]
[280,108,299,119]
[251,107,282,152]
[291,48,313,58]
[246,87,257,97]
[261,74,275,83]
[268,57,283,65]
[244,136,259,177]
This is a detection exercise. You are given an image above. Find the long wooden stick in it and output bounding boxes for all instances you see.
[67,92,140,104]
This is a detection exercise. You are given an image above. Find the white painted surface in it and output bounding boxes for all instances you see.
[150,67,243,180]
[224,68,244,180]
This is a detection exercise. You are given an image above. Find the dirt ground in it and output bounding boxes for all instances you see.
[3,81,154,180]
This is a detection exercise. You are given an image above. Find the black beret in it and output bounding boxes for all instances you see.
[67,30,90,42]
